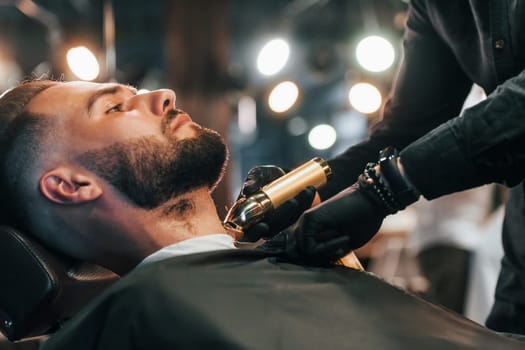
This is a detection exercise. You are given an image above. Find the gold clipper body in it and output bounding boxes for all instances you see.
[223,157,331,236]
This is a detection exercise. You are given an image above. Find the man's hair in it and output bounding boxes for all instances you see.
[0,80,58,226]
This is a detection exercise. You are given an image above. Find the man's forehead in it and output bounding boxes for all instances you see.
[33,81,130,97]
[25,81,132,115]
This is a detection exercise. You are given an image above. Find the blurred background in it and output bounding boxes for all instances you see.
[0,2,507,341]
[0,0,408,214]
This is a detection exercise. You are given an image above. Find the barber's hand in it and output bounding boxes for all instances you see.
[238,165,317,242]
[287,182,389,264]
[262,149,421,264]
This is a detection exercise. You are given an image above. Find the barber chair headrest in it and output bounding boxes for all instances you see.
[0,225,119,341]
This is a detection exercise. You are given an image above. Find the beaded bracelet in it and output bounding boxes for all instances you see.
[378,147,420,207]
[357,147,421,215]
[358,162,400,215]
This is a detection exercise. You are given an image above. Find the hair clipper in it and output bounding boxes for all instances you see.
[223,157,332,237]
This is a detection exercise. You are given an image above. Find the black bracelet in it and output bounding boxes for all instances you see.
[378,147,420,208]
[358,163,400,215]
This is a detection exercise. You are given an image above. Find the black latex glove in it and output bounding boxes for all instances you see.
[260,149,421,264]
[270,181,389,264]
[237,165,316,242]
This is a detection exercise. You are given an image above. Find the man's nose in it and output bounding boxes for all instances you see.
[143,89,176,116]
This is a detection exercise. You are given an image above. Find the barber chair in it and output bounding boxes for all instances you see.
[0,225,119,342]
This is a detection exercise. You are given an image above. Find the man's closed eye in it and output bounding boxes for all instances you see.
[106,104,122,114]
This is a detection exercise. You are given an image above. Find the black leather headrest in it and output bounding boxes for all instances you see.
[0,225,119,341]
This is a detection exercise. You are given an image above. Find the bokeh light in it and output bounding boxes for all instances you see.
[66,46,100,81]
[268,81,299,113]
[308,124,337,150]
[348,82,382,114]
[287,116,308,136]
[238,95,257,134]
[257,38,290,76]
[356,35,395,72]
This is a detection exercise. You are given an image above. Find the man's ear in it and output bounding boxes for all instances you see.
[40,166,103,204]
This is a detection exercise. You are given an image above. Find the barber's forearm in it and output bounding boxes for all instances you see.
[453,68,525,187]
[400,79,525,200]
[399,121,484,200]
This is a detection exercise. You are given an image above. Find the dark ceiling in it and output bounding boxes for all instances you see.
[0,0,406,87]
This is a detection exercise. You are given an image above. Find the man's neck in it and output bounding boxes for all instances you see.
[146,187,229,247]
[93,187,230,275]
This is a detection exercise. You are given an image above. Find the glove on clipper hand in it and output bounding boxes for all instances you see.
[284,183,385,264]
[277,148,420,264]
[237,165,316,242]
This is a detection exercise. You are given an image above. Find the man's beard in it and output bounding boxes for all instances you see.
[76,112,228,209]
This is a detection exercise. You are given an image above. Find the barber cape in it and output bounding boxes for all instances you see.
[41,249,524,350]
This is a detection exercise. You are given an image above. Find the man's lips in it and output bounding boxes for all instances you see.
[170,112,192,131]
[166,108,194,132]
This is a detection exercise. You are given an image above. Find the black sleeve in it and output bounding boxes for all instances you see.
[400,67,525,199]
[320,0,472,199]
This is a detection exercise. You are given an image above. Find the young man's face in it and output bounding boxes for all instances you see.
[26,81,228,209]
[26,81,193,151]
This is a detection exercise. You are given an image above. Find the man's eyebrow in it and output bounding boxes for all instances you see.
[86,85,137,116]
